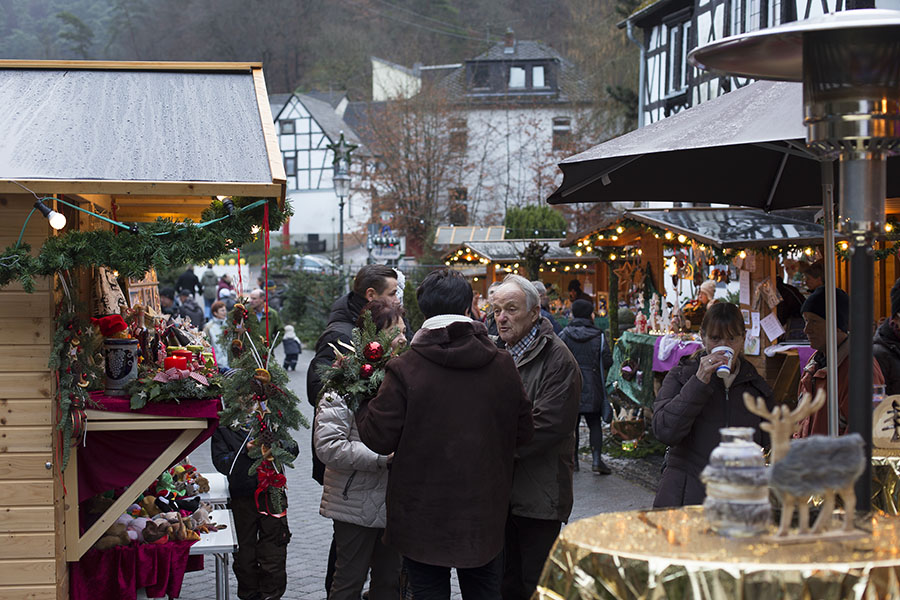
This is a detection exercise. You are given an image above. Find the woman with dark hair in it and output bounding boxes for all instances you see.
[652,302,774,508]
[314,299,406,600]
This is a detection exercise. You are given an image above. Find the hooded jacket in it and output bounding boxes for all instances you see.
[652,353,773,508]
[307,292,367,407]
[505,317,581,522]
[559,317,612,414]
[874,320,900,395]
[356,319,533,568]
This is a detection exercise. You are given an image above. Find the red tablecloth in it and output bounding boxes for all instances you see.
[70,540,203,600]
[78,392,220,503]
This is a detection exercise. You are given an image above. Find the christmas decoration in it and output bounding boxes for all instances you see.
[219,305,307,516]
[315,310,405,413]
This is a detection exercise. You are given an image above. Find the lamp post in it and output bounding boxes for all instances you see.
[690,9,900,512]
[328,131,357,267]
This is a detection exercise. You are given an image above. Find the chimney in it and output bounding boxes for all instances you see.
[504,28,515,54]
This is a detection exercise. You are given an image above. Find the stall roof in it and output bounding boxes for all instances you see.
[434,225,506,245]
[625,207,839,249]
[0,61,285,215]
[443,239,582,262]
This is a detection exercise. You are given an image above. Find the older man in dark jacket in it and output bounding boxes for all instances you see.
[357,269,534,599]
[492,274,581,600]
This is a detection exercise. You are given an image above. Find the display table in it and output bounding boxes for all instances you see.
[535,506,900,599]
[189,509,237,600]
[65,392,220,561]
[652,333,702,373]
[199,472,230,509]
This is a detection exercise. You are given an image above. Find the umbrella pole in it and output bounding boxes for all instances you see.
[821,161,839,437]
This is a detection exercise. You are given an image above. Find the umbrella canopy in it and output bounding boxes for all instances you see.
[547,80,899,209]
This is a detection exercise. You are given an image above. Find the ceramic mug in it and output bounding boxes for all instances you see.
[712,345,735,379]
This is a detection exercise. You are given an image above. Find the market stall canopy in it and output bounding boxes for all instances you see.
[0,60,286,220]
[434,225,506,246]
[546,80,900,209]
[442,239,581,263]
[626,207,845,249]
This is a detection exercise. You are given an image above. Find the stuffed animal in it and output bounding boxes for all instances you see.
[141,495,160,517]
[142,520,169,544]
[155,472,184,498]
[93,522,130,550]
[195,474,210,494]
[187,502,214,531]
[126,517,149,543]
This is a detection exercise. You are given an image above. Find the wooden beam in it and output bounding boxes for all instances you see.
[253,67,287,187]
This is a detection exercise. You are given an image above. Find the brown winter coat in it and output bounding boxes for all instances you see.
[652,353,773,508]
[507,317,582,522]
[356,320,534,568]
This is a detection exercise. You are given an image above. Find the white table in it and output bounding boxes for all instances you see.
[198,472,230,508]
[189,509,237,600]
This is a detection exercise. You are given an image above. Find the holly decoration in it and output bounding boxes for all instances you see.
[49,309,103,471]
[219,306,307,516]
[315,310,405,413]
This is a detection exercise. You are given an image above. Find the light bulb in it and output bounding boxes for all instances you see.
[48,210,67,230]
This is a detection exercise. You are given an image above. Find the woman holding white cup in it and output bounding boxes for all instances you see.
[652,303,775,508]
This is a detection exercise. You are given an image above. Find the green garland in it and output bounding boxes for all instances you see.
[315,310,405,412]
[125,364,224,410]
[0,197,291,293]
[48,310,104,471]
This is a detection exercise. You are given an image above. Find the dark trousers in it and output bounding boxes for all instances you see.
[232,495,290,600]
[575,412,603,455]
[404,553,503,600]
[283,353,299,370]
[501,514,561,600]
[329,520,401,600]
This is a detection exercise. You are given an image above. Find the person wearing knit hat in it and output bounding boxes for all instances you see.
[874,278,900,394]
[795,287,884,437]
[698,280,717,305]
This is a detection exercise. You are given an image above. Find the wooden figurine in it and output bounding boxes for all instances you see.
[743,390,866,538]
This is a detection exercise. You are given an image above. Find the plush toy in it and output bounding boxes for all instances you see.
[142,520,169,544]
[93,522,130,550]
[127,503,143,518]
[195,474,210,494]
[85,491,115,516]
[155,472,184,498]
[141,495,160,517]
[126,517,149,543]
[187,502,214,531]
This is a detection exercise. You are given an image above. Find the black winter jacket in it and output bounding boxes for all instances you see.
[651,354,773,508]
[874,320,900,395]
[306,292,367,408]
[559,318,612,414]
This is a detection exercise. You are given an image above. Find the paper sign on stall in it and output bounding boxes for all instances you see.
[744,332,761,356]
[760,312,785,342]
[750,312,760,337]
[739,270,750,305]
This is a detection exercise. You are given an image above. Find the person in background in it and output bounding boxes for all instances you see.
[282,325,302,371]
[531,280,562,335]
[315,299,407,600]
[803,259,825,292]
[652,303,774,507]
[219,287,237,312]
[247,288,284,348]
[211,424,298,600]
[492,274,580,600]
[483,281,502,337]
[356,269,533,599]
[159,287,177,316]
[698,280,718,307]
[559,299,613,475]
[201,261,219,319]
[177,288,205,327]
[218,273,234,295]
[567,279,592,305]
[176,266,202,297]
[202,300,230,370]
[875,278,900,395]
[795,287,884,437]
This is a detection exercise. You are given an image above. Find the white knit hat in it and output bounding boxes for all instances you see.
[700,280,717,300]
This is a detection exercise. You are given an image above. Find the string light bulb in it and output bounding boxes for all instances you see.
[665,231,674,240]
[34,201,66,230]
[886,223,894,233]
[616,226,624,234]
[739,250,747,259]
[677,234,687,243]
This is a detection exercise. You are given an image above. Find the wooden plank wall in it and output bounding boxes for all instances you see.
[0,195,66,599]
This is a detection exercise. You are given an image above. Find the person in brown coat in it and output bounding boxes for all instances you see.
[652,303,774,508]
[492,274,582,600]
[356,269,534,599]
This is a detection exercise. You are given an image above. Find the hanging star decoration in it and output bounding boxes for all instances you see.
[219,305,307,517]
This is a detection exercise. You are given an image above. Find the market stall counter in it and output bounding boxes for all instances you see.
[536,506,900,599]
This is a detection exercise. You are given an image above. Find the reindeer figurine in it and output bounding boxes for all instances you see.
[743,389,866,538]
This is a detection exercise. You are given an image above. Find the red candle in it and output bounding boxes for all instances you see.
[164,356,187,370]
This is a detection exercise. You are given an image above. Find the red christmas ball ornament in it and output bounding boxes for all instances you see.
[360,363,375,378]
[363,341,384,361]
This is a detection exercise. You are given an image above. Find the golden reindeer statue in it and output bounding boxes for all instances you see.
[743,389,865,537]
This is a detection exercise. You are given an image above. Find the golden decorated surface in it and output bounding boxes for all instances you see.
[536,507,900,600]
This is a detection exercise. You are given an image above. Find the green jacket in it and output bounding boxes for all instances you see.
[508,317,581,522]
[247,308,285,350]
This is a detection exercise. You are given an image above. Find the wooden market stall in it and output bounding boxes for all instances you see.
[0,60,285,600]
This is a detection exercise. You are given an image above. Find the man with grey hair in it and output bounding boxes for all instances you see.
[492,274,581,599]
[530,280,562,334]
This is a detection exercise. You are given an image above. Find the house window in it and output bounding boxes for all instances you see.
[449,118,467,153]
[552,117,571,151]
[472,64,490,89]
[731,0,766,34]
[284,154,296,176]
[533,65,545,88]
[279,120,295,135]
[448,188,468,226]
[509,66,526,88]
[667,19,693,94]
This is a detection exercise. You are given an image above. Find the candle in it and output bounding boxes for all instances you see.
[164,356,188,370]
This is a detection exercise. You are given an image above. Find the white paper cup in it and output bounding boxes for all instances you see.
[712,346,735,379]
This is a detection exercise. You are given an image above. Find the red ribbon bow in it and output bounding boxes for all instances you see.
[255,462,286,514]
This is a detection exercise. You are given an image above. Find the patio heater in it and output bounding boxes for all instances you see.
[690,9,900,512]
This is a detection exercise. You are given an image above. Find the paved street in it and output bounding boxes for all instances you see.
[176,347,655,600]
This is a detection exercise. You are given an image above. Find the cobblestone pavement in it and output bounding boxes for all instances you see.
[173,348,655,600]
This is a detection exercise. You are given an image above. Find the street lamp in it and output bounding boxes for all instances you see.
[328,131,357,267]
[690,8,900,512]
